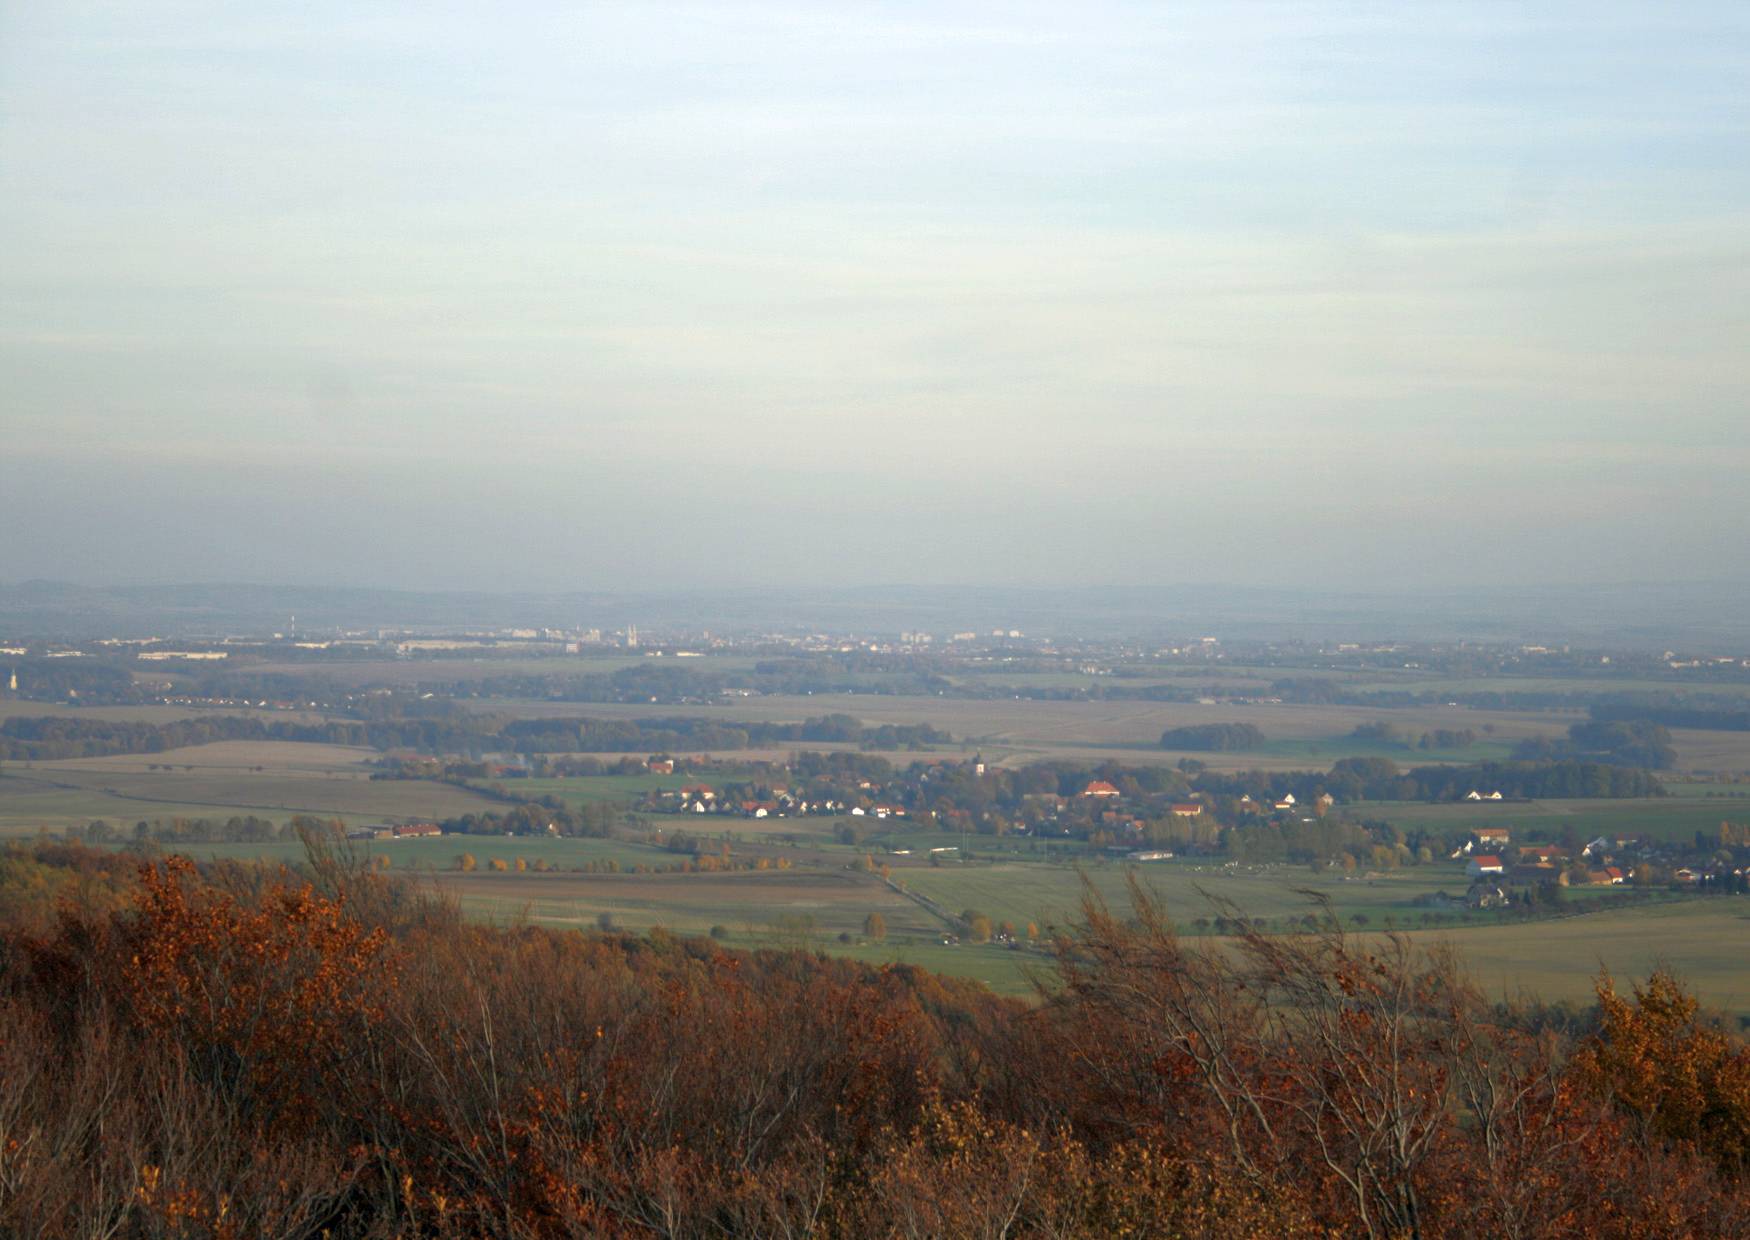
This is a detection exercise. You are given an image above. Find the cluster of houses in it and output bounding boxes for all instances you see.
[344,822,443,842]
[1236,791,1336,816]
[652,782,877,820]
[630,756,1354,847]
[1456,823,1746,907]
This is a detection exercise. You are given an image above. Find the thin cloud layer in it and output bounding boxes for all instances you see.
[1,2,1745,589]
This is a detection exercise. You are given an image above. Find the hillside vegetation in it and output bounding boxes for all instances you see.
[2,840,1748,1237]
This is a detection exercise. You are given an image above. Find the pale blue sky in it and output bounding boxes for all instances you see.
[1,2,1745,590]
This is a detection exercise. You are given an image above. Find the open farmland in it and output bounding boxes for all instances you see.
[897,859,1463,935]
[898,863,1750,1012]
[6,671,1749,1012]
[1415,899,1750,1015]
[1666,727,1750,775]
[566,692,1741,773]
[60,819,1750,1012]
[414,856,1750,1013]
[0,741,507,834]
[436,868,930,938]
[473,694,1586,771]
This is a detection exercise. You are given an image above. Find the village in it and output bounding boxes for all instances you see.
[367,748,1750,905]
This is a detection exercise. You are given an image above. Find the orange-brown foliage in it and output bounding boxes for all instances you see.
[1,847,1748,1237]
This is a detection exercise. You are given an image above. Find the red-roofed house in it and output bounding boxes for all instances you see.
[1169,803,1203,818]
[1467,855,1505,876]
[1081,780,1122,798]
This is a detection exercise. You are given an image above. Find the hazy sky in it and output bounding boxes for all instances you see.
[2,2,1746,592]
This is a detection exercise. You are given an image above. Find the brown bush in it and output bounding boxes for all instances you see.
[1,846,1747,1237]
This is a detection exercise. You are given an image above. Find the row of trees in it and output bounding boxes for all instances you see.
[1352,721,1480,750]
[437,798,620,838]
[1511,718,1680,769]
[0,709,952,763]
[502,713,951,754]
[1159,722,1267,751]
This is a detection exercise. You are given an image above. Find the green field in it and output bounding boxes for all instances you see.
[898,859,1453,932]
[1420,899,1750,1014]
[440,858,1750,1010]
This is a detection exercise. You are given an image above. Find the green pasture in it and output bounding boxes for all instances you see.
[1424,899,1750,1017]
[895,860,1466,934]
[829,939,1045,992]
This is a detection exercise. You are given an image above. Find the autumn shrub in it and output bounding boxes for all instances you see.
[2,844,1750,1238]
[1571,968,1750,1178]
[120,856,396,1133]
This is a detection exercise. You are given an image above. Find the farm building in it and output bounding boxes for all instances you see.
[1466,881,1510,909]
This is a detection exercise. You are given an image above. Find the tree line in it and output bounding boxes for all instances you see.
[500,713,950,754]
[1591,698,1750,733]
[1512,719,1679,769]
[1158,722,1267,751]
[0,711,951,762]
